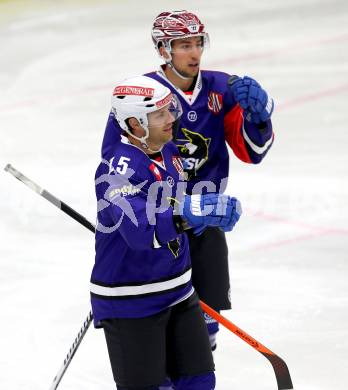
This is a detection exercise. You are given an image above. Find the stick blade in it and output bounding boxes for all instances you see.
[263,352,294,389]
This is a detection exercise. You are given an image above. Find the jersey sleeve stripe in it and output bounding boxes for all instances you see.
[242,126,274,154]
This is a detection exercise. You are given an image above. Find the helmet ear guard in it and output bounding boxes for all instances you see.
[156,40,173,63]
[121,116,150,150]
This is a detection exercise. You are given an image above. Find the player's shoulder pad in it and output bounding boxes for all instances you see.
[143,70,157,78]
[201,70,231,92]
[101,111,122,160]
[164,140,180,156]
[201,70,238,111]
[104,142,156,185]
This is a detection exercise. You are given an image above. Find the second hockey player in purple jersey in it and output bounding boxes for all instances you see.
[101,10,275,351]
[91,76,242,389]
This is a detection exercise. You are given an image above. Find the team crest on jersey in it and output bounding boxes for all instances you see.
[176,128,211,180]
[207,91,223,114]
[149,163,162,181]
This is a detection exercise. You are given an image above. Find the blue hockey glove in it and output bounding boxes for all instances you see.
[180,194,242,235]
[228,75,274,124]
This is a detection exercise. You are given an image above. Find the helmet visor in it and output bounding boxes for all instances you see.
[147,94,182,129]
[169,33,210,54]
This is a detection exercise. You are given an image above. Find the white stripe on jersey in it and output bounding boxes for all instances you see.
[242,124,274,154]
[168,286,195,307]
[90,269,192,297]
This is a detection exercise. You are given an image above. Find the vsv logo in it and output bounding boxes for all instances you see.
[176,128,211,179]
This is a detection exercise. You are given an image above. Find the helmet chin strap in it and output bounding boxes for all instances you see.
[147,145,164,153]
[162,47,194,81]
[166,60,193,81]
[126,129,163,153]
[140,137,163,153]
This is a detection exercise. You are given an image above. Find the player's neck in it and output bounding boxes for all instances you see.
[128,136,162,155]
[164,65,194,92]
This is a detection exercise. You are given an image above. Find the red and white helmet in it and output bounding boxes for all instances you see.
[111,75,182,148]
[151,10,209,58]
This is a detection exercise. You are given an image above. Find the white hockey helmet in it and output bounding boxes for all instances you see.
[111,75,182,148]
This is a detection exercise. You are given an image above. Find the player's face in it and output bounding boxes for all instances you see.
[147,105,175,146]
[170,36,204,78]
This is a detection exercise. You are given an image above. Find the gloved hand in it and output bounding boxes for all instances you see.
[179,193,242,235]
[228,75,274,124]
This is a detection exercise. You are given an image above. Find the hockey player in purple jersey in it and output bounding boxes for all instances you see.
[101,10,275,353]
[91,75,242,390]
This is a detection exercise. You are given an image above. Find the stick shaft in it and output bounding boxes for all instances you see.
[5,164,95,233]
[49,311,93,390]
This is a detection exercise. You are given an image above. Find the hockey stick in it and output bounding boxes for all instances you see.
[48,311,93,390]
[4,164,95,390]
[5,163,294,390]
[4,164,95,233]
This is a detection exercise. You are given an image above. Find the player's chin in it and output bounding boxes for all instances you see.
[163,131,173,142]
[187,64,200,76]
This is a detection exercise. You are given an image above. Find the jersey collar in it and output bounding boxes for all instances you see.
[156,65,203,106]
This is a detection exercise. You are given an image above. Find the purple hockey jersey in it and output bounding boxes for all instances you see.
[91,136,193,325]
[101,67,274,194]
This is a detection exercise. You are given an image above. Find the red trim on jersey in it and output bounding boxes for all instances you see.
[153,155,164,163]
[224,104,252,163]
[149,163,162,181]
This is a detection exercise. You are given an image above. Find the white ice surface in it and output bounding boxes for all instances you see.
[0,0,348,389]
